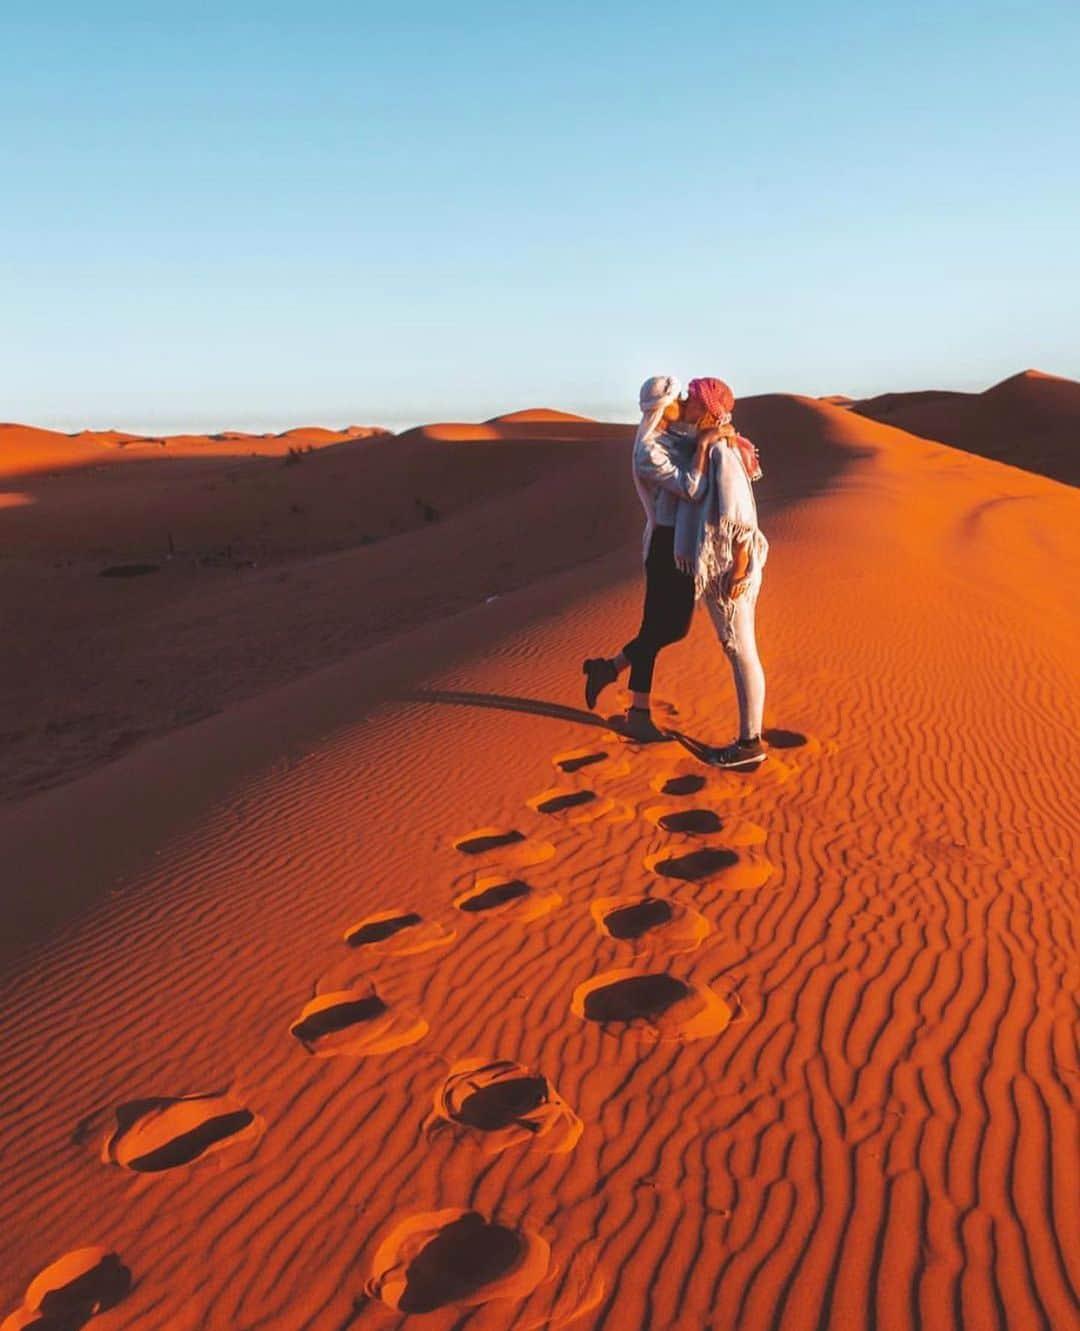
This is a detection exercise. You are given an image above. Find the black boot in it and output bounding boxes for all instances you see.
[622,707,670,743]
[582,657,618,711]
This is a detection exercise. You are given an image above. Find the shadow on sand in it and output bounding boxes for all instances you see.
[405,688,614,732]
[406,691,808,768]
[409,687,713,759]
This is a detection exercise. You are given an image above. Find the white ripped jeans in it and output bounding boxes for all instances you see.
[706,590,766,740]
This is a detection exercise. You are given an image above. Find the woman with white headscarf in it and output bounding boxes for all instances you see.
[582,374,714,743]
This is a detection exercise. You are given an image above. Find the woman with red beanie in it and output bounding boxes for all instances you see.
[675,377,768,767]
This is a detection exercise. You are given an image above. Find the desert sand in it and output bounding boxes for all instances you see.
[0,377,1077,1330]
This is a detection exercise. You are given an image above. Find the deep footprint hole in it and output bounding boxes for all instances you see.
[762,728,807,749]
[399,1213,524,1314]
[292,995,387,1043]
[458,880,530,913]
[557,752,607,773]
[128,1110,255,1173]
[659,809,724,834]
[36,1254,133,1325]
[537,790,595,815]
[347,913,422,946]
[455,1076,549,1131]
[583,974,689,1023]
[603,899,673,940]
[455,830,526,856]
[655,847,739,881]
[661,774,706,796]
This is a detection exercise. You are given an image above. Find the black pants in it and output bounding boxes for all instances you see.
[621,526,695,693]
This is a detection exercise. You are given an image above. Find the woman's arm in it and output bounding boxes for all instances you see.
[635,426,712,502]
[725,537,752,599]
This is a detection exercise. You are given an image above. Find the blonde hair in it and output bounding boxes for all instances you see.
[698,408,733,432]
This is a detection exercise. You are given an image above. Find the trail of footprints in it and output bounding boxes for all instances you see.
[15,726,812,1328]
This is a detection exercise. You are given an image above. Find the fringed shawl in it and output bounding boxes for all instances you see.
[674,440,769,644]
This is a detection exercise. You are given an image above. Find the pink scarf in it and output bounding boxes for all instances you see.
[733,432,762,482]
[687,377,762,482]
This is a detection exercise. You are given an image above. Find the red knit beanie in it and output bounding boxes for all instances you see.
[687,377,735,418]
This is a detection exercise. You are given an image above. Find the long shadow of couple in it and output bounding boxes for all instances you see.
[403,688,805,764]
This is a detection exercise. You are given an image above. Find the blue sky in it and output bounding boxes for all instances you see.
[3,1,1077,432]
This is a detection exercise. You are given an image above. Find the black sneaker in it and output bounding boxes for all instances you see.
[710,736,767,768]
[583,657,618,711]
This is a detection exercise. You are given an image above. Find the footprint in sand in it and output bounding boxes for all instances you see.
[102,1093,262,1173]
[552,747,610,774]
[572,968,732,1041]
[343,910,455,957]
[452,828,556,870]
[762,727,807,748]
[454,828,526,856]
[1,1248,132,1331]
[454,876,562,922]
[591,895,710,954]
[426,1057,583,1155]
[645,843,772,891]
[649,765,747,801]
[526,786,624,825]
[646,803,767,847]
[290,983,427,1058]
[655,807,725,835]
[530,788,598,815]
[365,1209,550,1315]
[657,772,708,797]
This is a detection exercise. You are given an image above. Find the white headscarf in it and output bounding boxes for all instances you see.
[631,375,683,561]
[638,374,681,414]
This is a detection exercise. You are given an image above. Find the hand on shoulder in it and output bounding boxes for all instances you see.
[698,424,737,448]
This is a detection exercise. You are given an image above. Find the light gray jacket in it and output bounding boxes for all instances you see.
[631,411,703,560]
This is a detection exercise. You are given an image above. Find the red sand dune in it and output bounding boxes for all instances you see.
[488,408,595,424]
[0,422,389,483]
[0,423,116,477]
[0,383,1077,1330]
[852,368,1080,485]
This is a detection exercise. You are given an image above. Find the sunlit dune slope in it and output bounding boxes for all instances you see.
[0,422,389,483]
[488,408,595,424]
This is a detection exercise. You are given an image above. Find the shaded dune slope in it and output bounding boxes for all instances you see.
[0,417,637,801]
[852,369,1079,485]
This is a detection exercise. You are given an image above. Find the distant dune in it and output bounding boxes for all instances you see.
[487,407,595,424]
[0,423,115,477]
[852,368,1079,484]
[0,378,1076,1331]
[0,422,389,483]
